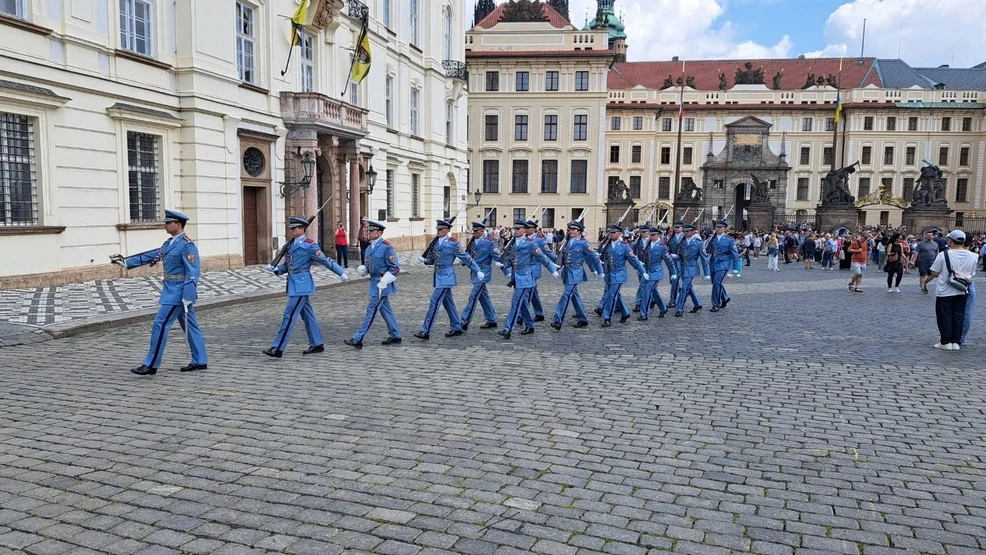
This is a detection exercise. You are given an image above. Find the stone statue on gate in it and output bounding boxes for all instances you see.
[749,173,771,203]
[608,179,632,203]
[821,162,858,206]
[676,177,702,202]
[911,161,949,208]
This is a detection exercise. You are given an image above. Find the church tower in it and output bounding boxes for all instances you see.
[547,0,570,21]
[583,0,627,62]
[473,0,496,26]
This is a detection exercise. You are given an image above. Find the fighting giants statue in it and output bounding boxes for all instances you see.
[821,163,859,206]
[749,173,772,203]
[911,161,949,208]
[676,177,702,202]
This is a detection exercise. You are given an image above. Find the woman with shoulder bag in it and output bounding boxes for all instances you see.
[884,233,908,293]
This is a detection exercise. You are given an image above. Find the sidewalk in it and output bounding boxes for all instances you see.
[0,251,420,347]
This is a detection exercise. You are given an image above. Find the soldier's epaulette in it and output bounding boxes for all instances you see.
[305,237,315,244]
[383,239,391,246]
[183,236,193,242]
[526,236,535,242]
[449,236,458,242]
[622,239,630,244]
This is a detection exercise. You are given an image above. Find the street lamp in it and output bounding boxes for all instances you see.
[472,189,483,206]
[365,164,378,194]
[279,151,316,198]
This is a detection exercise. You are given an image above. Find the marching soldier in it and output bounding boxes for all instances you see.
[667,220,686,305]
[345,220,402,349]
[109,210,207,375]
[599,224,648,327]
[593,233,614,316]
[499,219,560,339]
[639,226,677,320]
[262,217,348,358]
[674,224,710,317]
[632,224,652,312]
[706,220,740,312]
[414,219,482,339]
[524,220,556,322]
[550,221,603,330]
[460,221,499,331]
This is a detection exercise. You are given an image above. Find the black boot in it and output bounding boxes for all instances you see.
[619,315,631,324]
[533,315,545,322]
[550,321,562,330]
[498,330,511,340]
[381,337,401,346]
[130,365,157,376]
[445,330,463,338]
[674,311,683,317]
[573,320,589,328]
[180,363,207,372]
[413,332,430,340]
[690,306,703,313]
[521,327,535,335]
[460,324,469,331]
[302,345,324,355]
[602,319,612,328]
[658,311,667,318]
[344,339,363,349]
[637,316,648,321]
[710,307,720,313]
[594,307,603,316]
[480,322,497,329]
[263,348,283,358]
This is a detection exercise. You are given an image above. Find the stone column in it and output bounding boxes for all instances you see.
[284,129,318,239]
[349,156,361,256]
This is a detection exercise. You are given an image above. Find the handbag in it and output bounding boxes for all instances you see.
[943,251,971,294]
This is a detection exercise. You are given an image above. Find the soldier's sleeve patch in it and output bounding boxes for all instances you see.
[315,250,323,258]
[187,253,196,263]
[388,255,395,262]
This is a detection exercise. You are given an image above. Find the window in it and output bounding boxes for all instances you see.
[956,212,964,227]
[799,146,810,165]
[514,115,528,141]
[657,177,670,199]
[684,118,694,132]
[1,0,25,18]
[126,132,160,222]
[482,160,499,193]
[485,71,499,91]
[299,32,315,92]
[683,147,692,165]
[956,178,969,202]
[410,89,419,136]
[908,117,918,131]
[861,146,872,165]
[541,160,557,193]
[630,117,641,130]
[383,0,391,28]
[906,146,915,165]
[570,160,587,193]
[385,169,394,217]
[385,76,394,128]
[960,147,970,166]
[484,115,498,141]
[349,64,359,106]
[543,115,557,141]
[903,177,914,202]
[515,72,529,92]
[962,117,972,132]
[796,178,809,201]
[886,117,896,131]
[411,174,420,217]
[512,208,526,222]
[545,71,559,91]
[120,0,153,56]
[823,147,833,166]
[541,208,555,228]
[660,146,670,164]
[802,118,812,132]
[443,186,450,219]
[575,71,589,91]
[235,2,256,83]
[611,117,621,131]
[445,101,453,144]
[863,117,873,131]
[609,145,620,164]
[825,118,835,132]
[884,146,894,165]
[662,118,672,132]
[511,160,528,193]
[942,117,951,131]
[442,5,452,60]
[939,146,948,166]
[881,177,893,194]
[573,114,587,141]
[632,145,642,164]
[858,177,870,197]
[0,113,38,225]
[409,0,419,46]
[629,176,641,199]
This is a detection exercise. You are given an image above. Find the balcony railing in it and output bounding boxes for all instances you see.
[279,92,368,138]
[346,0,368,22]
[443,60,468,82]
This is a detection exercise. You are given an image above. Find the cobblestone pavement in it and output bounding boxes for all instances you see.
[1,261,985,555]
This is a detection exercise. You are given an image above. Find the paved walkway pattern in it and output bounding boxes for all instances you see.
[1,262,985,555]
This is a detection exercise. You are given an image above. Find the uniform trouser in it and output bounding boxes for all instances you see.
[504,287,535,333]
[422,287,461,334]
[271,295,322,350]
[669,269,680,304]
[528,281,544,317]
[554,282,588,324]
[675,277,702,312]
[711,268,729,307]
[962,281,976,345]
[597,280,612,310]
[353,294,401,342]
[143,303,207,368]
[641,280,666,318]
[461,281,496,325]
[634,273,647,308]
[602,282,630,320]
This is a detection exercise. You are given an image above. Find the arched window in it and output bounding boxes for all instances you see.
[443,5,452,60]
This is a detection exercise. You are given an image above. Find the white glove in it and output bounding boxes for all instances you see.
[418,257,427,264]
[670,254,679,260]
[356,264,368,277]
[552,270,560,279]
[263,264,276,274]
[477,271,485,281]
[670,275,677,280]
[704,276,711,280]
[376,281,387,292]
[495,262,504,269]
[339,273,349,282]
[182,299,192,309]
[599,272,606,280]
[643,273,650,281]
[731,270,739,275]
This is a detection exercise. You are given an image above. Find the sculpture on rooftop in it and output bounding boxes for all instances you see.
[734,62,765,85]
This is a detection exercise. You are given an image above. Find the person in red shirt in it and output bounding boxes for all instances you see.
[847,232,870,292]
[334,222,349,268]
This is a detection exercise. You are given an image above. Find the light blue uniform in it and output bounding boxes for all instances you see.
[353,238,402,342]
[460,235,499,327]
[502,237,558,333]
[706,233,739,308]
[420,236,480,334]
[632,236,650,309]
[270,237,345,350]
[526,233,556,318]
[676,236,710,313]
[641,241,676,318]
[601,241,646,320]
[553,238,602,325]
[668,232,685,304]
[125,233,207,368]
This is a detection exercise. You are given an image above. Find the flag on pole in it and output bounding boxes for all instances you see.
[350,25,372,84]
[834,90,843,123]
[289,0,309,46]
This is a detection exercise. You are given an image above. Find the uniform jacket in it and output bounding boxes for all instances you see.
[558,238,602,285]
[365,238,401,298]
[601,240,646,285]
[504,236,558,289]
[424,236,480,287]
[274,237,345,296]
[644,242,676,281]
[125,233,199,305]
[632,237,650,277]
[528,234,557,279]
[466,235,499,285]
[667,232,685,272]
[705,233,740,272]
[679,237,711,278]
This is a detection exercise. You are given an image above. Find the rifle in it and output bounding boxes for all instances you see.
[271,196,333,267]
[420,201,469,261]
[691,208,705,225]
[557,208,588,254]
[597,203,635,254]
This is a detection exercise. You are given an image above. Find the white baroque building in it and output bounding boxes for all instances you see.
[0,0,468,287]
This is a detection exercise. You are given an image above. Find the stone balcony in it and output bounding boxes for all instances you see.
[279,92,369,139]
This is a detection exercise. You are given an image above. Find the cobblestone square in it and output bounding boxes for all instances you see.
[1,263,985,554]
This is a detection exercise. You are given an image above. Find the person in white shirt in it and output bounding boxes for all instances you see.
[928,230,978,351]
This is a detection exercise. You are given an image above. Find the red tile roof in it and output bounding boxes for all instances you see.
[609,58,883,91]
[474,1,573,30]
[467,49,615,59]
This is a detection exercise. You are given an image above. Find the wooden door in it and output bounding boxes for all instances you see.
[243,187,259,265]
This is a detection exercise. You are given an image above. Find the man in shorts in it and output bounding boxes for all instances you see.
[910,231,940,294]
[848,232,870,292]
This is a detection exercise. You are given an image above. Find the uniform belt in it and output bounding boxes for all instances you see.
[163,274,185,280]
[289,270,311,275]
[435,264,452,270]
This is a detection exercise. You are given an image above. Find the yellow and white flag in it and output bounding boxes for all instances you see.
[350,27,371,84]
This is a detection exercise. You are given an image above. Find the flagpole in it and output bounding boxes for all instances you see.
[832,48,844,172]
[340,12,369,97]
[672,54,685,217]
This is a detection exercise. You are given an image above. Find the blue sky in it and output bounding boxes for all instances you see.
[464,0,986,67]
